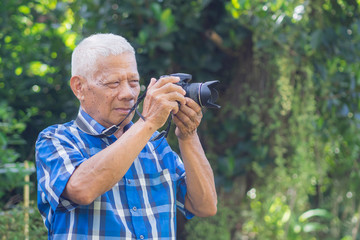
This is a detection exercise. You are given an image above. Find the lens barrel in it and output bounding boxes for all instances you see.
[182,81,220,108]
[163,73,221,109]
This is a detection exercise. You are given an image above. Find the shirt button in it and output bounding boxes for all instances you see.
[132,206,137,212]
[140,235,144,239]
[127,179,131,184]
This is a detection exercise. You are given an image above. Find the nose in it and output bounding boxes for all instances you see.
[117,82,135,101]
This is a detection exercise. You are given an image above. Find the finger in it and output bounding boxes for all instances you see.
[178,101,202,120]
[178,104,193,117]
[172,114,189,130]
[169,101,180,115]
[175,104,199,124]
[185,97,202,112]
[156,76,181,88]
[146,77,174,92]
[161,82,186,95]
[173,111,191,127]
[149,81,186,98]
[175,106,202,130]
[168,92,186,105]
[173,113,198,137]
[147,78,157,89]
[147,85,186,105]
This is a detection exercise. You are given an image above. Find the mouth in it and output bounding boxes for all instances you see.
[114,107,133,114]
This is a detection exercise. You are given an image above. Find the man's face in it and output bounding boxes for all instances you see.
[81,52,140,128]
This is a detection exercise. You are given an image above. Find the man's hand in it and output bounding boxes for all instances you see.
[141,76,186,130]
[174,98,217,217]
[173,98,203,140]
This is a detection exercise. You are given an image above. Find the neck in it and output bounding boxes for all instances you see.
[114,128,124,139]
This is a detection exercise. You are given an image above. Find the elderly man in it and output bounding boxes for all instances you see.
[36,33,217,239]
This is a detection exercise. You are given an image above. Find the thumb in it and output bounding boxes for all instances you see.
[147,78,157,89]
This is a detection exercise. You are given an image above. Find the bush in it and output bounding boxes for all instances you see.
[0,205,47,239]
[185,203,238,240]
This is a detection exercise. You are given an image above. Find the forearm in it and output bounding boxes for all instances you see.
[179,133,217,217]
[63,76,187,205]
[63,119,155,205]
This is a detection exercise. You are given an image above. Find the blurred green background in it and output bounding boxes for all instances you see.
[1,0,360,239]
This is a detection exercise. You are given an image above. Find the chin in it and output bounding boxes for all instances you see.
[113,115,134,127]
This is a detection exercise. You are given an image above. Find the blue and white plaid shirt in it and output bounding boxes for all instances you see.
[36,108,193,239]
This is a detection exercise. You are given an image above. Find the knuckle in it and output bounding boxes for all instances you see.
[164,82,172,88]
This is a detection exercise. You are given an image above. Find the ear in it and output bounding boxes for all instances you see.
[70,75,86,101]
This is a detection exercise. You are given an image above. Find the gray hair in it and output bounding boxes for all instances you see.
[71,33,135,79]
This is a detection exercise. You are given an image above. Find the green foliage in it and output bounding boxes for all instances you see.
[0,0,79,157]
[0,102,34,203]
[0,205,47,239]
[185,203,238,240]
[1,0,360,239]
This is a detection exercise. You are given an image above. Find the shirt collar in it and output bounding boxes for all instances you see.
[77,107,133,136]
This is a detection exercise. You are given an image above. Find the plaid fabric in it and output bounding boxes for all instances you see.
[36,108,193,239]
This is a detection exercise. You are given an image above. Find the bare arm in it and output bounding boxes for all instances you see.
[63,77,186,205]
[62,119,155,205]
[173,98,217,217]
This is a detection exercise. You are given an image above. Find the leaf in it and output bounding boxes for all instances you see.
[310,29,323,50]
[303,222,328,233]
[150,2,162,20]
[0,132,7,147]
[299,208,332,222]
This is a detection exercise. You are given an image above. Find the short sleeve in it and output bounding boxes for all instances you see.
[36,129,86,212]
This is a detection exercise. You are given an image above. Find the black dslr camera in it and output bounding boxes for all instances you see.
[161,73,221,109]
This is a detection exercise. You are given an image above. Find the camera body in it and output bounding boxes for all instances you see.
[161,73,220,109]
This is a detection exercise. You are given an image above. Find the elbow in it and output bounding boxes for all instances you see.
[186,190,218,217]
[208,203,218,216]
[72,193,94,206]
[198,201,217,217]
[189,197,218,217]
[194,205,217,217]
[203,191,218,217]
[63,182,95,206]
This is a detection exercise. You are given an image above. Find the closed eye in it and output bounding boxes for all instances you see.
[129,79,139,86]
[106,82,120,88]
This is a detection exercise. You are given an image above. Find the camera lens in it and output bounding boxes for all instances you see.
[183,81,220,108]
[164,73,221,109]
